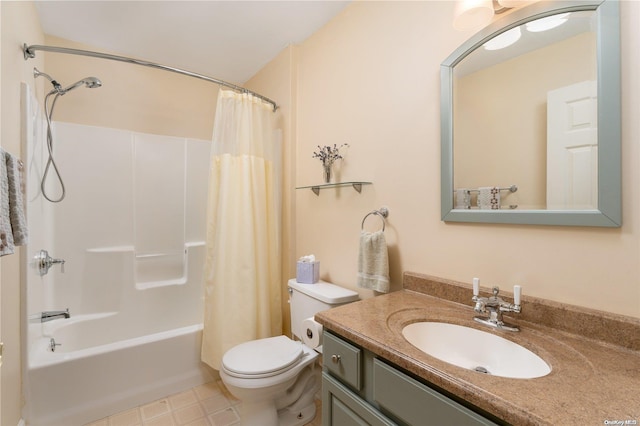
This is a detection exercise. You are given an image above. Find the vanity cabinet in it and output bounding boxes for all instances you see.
[322,331,499,426]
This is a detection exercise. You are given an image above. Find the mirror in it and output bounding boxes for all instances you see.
[441,0,620,227]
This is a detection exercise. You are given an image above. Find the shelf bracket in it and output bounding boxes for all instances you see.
[299,181,372,195]
[311,182,363,196]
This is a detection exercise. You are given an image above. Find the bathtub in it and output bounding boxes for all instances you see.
[25,316,213,426]
[21,91,214,426]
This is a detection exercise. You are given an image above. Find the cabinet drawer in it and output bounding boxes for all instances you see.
[323,332,362,390]
[373,359,497,426]
[322,372,395,426]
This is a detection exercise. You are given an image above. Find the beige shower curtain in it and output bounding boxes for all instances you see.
[201,90,282,370]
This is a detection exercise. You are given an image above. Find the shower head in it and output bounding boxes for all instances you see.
[83,77,102,89]
[34,68,102,95]
[60,77,102,94]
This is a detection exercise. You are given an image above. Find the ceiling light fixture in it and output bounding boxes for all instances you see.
[453,0,532,31]
[453,0,495,32]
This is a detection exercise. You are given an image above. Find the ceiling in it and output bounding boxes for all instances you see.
[34,1,350,84]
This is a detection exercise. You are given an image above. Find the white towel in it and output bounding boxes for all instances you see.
[357,230,390,293]
[478,186,500,210]
[0,149,28,256]
[455,189,471,209]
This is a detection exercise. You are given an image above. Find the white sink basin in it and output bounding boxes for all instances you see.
[402,322,551,379]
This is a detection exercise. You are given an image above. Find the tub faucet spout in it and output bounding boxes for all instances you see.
[41,309,70,322]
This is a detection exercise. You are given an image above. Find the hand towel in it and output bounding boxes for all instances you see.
[478,186,500,210]
[1,149,28,256]
[357,230,390,293]
[455,189,471,209]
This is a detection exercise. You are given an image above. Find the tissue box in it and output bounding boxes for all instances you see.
[296,261,319,284]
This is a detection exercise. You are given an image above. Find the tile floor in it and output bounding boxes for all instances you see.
[84,379,322,426]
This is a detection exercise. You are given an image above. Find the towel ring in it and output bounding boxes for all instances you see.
[361,207,389,232]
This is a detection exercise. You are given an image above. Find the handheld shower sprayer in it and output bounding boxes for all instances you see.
[60,76,102,94]
[34,67,102,95]
[33,67,102,202]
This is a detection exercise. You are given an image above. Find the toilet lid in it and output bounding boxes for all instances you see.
[222,335,303,378]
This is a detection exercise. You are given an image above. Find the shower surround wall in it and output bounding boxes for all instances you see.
[22,85,212,425]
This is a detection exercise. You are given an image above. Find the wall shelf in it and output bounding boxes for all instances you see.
[296,181,372,196]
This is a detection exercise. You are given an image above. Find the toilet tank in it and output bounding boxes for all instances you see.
[288,279,359,341]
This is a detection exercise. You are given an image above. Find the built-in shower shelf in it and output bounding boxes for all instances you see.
[86,242,205,254]
[136,278,187,290]
[296,181,372,196]
[86,246,134,253]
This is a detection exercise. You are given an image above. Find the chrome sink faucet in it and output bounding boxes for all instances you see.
[472,278,521,332]
[41,309,70,322]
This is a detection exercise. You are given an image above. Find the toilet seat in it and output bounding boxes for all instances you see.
[222,335,304,379]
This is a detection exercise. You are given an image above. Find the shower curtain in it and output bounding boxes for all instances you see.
[201,90,282,370]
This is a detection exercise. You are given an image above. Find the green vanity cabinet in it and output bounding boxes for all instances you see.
[322,331,500,426]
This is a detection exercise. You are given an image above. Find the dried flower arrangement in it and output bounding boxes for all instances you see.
[312,143,349,183]
[312,143,349,166]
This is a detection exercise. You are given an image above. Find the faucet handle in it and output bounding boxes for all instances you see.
[472,277,480,297]
[513,285,521,305]
[49,338,62,352]
[35,250,66,276]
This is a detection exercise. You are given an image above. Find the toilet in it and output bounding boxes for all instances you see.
[219,279,359,426]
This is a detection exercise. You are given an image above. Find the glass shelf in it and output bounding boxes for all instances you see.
[296,181,372,196]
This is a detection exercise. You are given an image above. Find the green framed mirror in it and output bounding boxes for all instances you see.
[441,0,620,226]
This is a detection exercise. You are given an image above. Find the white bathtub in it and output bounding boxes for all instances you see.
[25,317,213,426]
[21,93,215,426]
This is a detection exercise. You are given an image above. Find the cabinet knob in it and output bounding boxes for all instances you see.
[331,354,341,364]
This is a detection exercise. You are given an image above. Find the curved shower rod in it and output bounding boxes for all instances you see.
[23,43,278,111]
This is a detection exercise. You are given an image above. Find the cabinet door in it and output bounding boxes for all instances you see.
[322,372,395,426]
[373,359,497,426]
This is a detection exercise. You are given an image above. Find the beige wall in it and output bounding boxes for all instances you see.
[1,2,44,424]
[42,36,219,140]
[251,1,639,318]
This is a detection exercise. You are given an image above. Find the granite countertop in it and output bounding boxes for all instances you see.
[315,273,640,426]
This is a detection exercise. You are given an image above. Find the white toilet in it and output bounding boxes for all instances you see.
[219,279,359,426]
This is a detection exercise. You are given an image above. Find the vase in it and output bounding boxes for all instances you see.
[323,163,332,183]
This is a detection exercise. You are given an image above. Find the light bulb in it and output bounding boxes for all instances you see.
[453,0,494,31]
